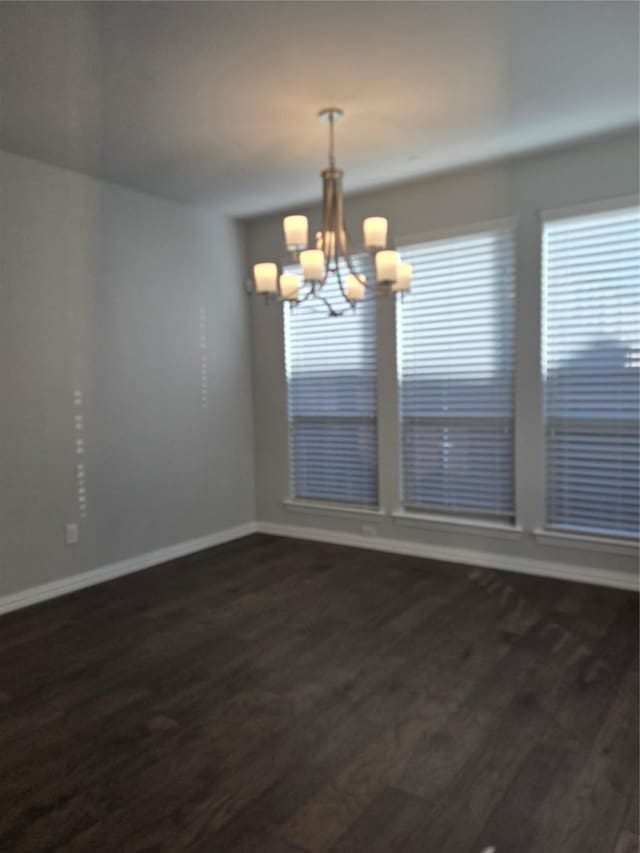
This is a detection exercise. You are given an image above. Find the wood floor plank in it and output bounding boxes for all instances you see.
[623,783,640,836]
[614,831,640,853]
[534,657,639,853]
[278,716,436,853]
[0,533,636,853]
[468,743,580,853]
[397,686,569,852]
[328,786,428,853]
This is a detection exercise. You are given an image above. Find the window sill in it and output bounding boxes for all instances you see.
[534,528,639,557]
[392,509,523,540]
[283,498,385,521]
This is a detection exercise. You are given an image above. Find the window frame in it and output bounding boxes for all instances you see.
[275,200,638,551]
[282,257,380,510]
[394,217,519,525]
[539,194,640,541]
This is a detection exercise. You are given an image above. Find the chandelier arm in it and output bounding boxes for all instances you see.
[315,223,354,316]
[334,172,369,292]
[340,225,375,264]
[292,291,352,318]
[340,225,382,292]
[323,180,332,235]
[335,169,345,249]
[333,255,353,307]
[289,292,344,317]
[296,283,316,306]
[318,291,348,317]
[296,283,349,316]
[299,265,330,292]
[337,227,365,288]
[318,261,331,289]
[332,159,381,293]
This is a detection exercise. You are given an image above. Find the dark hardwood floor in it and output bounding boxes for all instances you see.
[0,533,638,853]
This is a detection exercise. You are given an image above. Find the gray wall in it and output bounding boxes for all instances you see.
[0,149,255,597]
[246,129,639,582]
[1,131,637,600]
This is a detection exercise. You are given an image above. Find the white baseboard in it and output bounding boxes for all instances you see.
[2,516,635,617]
[256,521,639,592]
[0,522,258,616]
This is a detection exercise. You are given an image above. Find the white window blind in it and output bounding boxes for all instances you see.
[284,267,378,506]
[542,204,640,538]
[397,227,516,519]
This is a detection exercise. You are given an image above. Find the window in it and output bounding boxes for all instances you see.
[397,227,516,520]
[542,203,640,538]
[284,266,378,505]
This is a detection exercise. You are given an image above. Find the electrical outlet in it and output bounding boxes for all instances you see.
[65,523,79,545]
[361,523,378,537]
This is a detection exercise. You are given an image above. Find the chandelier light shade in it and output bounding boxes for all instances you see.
[375,250,400,284]
[300,249,325,282]
[346,273,366,301]
[253,262,278,293]
[283,216,309,252]
[393,262,413,293]
[363,216,388,250]
[279,272,301,301]
[250,107,412,316]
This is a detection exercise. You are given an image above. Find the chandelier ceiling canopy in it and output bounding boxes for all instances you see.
[251,108,412,317]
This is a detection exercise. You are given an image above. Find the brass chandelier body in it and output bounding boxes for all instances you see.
[251,108,412,316]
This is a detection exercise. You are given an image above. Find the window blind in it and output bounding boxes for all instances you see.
[397,228,516,519]
[542,204,640,538]
[284,263,378,505]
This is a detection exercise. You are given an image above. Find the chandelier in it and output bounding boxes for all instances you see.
[251,108,412,316]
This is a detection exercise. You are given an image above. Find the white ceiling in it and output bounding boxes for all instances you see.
[0,1,638,217]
